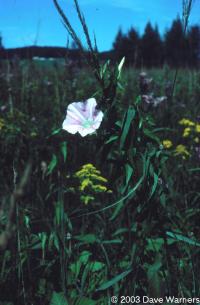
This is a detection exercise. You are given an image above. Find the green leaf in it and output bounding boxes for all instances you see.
[125,163,134,186]
[89,261,105,272]
[100,60,110,79]
[142,153,150,177]
[51,128,61,136]
[102,239,122,244]
[60,141,67,162]
[120,106,135,150]
[79,251,91,265]
[112,228,128,237]
[117,57,125,79]
[70,261,82,278]
[96,268,132,291]
[75,234,97,244]
[110,200,124,221]
[38,232,47,251]
[105,135,118,144]
[110,172,144,221]
[24,215,30,228]
[166,231,200,246]
[146,238,164,252]
[72,297,96,305]
[143,128,160,143]
[50,292,68,305]
[147,256,162,298]
[147,260,162,281]
[81,264,91,290]
[188,168,200,172]
[47,154,57,175]
[55,202,62,225]
[53,233,60,251]
[149,172,159,199]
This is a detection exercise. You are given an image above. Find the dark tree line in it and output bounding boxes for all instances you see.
[0,18,199,67]
[113,19,200,67]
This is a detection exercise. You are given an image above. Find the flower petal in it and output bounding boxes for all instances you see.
[62,98,104,137]
[78,126,96,137]
[93,110,104,129]
[67,102,87,122]
[62,117,80,134]
[85,98,97,120]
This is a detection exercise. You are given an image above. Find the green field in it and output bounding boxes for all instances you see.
[1,59,200,304]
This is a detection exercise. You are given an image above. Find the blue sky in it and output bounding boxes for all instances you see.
[0,0,200,51]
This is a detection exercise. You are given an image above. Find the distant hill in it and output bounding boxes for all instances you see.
[0,46,114,61]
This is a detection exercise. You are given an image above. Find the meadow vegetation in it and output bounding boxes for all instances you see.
[0,0,200,304]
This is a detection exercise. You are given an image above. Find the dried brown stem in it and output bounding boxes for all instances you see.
[0,163,32,250]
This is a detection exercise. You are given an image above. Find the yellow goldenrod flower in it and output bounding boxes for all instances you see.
[182,127,191,137]
[30,132,37,137]
[179,118,195,126]
[80,195,95,205]
[89,174,108,183]
[195,124,200,133]
[162,140,173,149]
[79,178,92,191]
[174,144,190,157]
[75,164,101,178]
[92,184,108,192]
[74,163,112,204]
[0,118,5,130]
[107,190,113,194]
[82,163,95,169]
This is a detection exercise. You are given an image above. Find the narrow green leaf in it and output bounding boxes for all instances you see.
[143,128,160,143]
[112,228,128,237]
[60,141,67,162]
[147,260,162,281]
[50,291,68,305]
[47,154,57,175]
[38,232,47,251]
[51,128,61,136]
[146,238,164,252]
[117,56,125,79]
[102,239,122,244]
[149,172,159,199]
[89,261,105,272]
[96,268,132,291]
[73,297,96,305]
[125,163,134,186]
[79,251,91,264]
[147,256,162,298]
[120,107,135,150]
[110,200,124,221]
[70,261,82,278]
[105,135,118,144]
[75,234,97,244]
[166,231,200,246]
[110,172,144,221]
[188,168,200,172]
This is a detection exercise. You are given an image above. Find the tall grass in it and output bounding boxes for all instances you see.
[0,0,200,304]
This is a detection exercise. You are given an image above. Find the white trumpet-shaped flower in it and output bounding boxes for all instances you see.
[62,98,104,137]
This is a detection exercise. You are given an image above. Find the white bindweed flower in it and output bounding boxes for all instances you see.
[62,98,104,137]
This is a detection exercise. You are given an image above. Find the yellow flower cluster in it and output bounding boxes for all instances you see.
[182,127,191,137]
[195,124,200,133]
[162,139,173,149]
[161,118,200,160]
[179,118,200,140]
[179,118,195,126]
[75,163,112,205]
[0,118,5,131]
[174,144,190,157]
